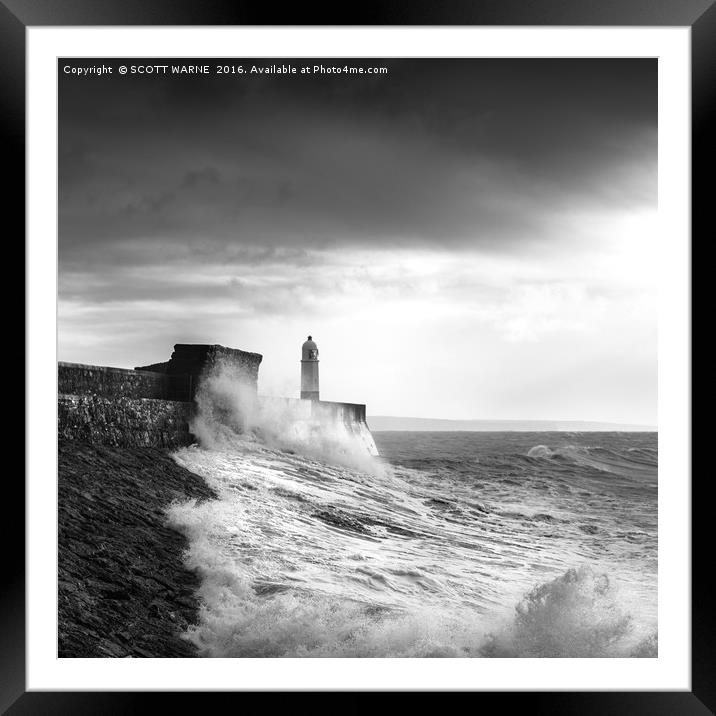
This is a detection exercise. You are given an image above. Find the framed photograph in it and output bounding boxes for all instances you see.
[12,0,707,711]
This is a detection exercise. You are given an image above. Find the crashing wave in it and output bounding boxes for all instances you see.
[165,366,657,658]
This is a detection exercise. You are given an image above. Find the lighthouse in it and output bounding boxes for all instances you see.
[301,335,319,400]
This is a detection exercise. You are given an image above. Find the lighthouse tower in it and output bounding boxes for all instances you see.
[301,335,319,400]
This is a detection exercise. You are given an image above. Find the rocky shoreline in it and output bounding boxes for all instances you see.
[58,440,216,658]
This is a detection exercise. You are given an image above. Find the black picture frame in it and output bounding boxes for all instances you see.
[9,0,709,711]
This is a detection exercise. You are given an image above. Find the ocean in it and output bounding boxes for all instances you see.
[168,408,657,658]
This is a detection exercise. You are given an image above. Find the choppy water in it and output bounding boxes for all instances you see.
[167,384,657,658]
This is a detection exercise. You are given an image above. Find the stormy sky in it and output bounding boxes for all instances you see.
[58,59,657,424]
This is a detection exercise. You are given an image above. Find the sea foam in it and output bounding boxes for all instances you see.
[166,368,658,658]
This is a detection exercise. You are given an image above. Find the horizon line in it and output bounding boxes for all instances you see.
[367,415,657,430]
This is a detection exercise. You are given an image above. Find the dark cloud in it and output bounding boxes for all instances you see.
[59,58,656,274]
[57,59,657,423]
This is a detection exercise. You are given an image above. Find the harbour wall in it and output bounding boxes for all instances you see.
[257,396,378,456]
[58,352,376,454]
[58,394,194,448]
[59,362,190,401]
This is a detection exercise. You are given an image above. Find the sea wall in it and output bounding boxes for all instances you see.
[312,400,377,455]
[57,346,375,453]
[58,345,262,448]
[137,344,262,400]
[258,396,366,423]
[315,399,367,425]
[59,362,191,401]
[257,396,378,456]
[58,394,193,448]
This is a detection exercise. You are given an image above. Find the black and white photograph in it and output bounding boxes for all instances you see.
[57,57,658,659]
